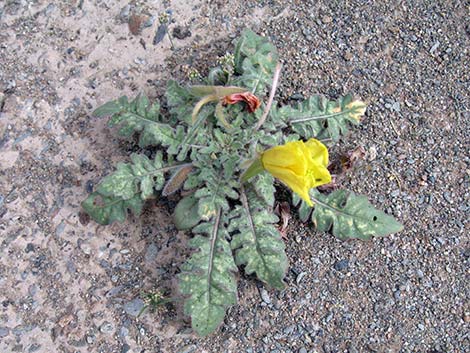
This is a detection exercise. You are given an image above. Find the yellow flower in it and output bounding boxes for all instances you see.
[260,139,331,206]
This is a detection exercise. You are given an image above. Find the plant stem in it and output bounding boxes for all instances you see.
[240,158,264,183]
[191,94,217,123]
[167,31,174,49]
[254,63,282,131]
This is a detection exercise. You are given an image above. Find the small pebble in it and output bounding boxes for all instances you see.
[25,243,35,253]
[99,322,114,334]
[121,343,131,353]
[0,327,10,338]
[334,259,349,271]
[430,41,440,54]
[119,326,129,338]
[260,288,271,304]
[296,272,307,284]
[124,298,145,316]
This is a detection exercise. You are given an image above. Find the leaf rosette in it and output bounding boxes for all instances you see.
[82,29,402,336]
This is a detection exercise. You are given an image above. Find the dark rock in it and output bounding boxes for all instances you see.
[28,344,41,352]
[334,259,349,271]
[25,243,35,253]
[172,26,192,40]
[121,343,131,353]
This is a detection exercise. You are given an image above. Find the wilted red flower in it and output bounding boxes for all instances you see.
[222,92,261,113]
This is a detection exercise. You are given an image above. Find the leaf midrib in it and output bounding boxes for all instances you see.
[289,107,356,124]
[240,186,270,275]
[205,208,221,329]
[311,193,384,224]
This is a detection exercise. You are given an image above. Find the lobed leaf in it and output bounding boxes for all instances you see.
[195,184,236,221]
[178,210,238,336]
[309,189,403,240]
[96,153,167,201]
[81,192,143,225]
[176,106,212,161]
[277,94,366,141]
[194,166,239,221]
[229,186,287,290]
[82,153,190,225]
[93,96,130,117]
[233,29,279,95]
[95,93,185,152]
[166,80,196,124]
[251,173,275,207]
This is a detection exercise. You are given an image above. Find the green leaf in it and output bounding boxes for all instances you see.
[195,185,233,221]
[166,80,194,124]
[298,198,313,222]
[139,122,184,150]
[93,96,129,117]
[280,95,365,141]
[178,210,238,336]
[177,106,212,161]
[81,192,143,225]
[96,153,168,201]
[83,153,192,225]
[194,167,238,221]
[100,93,185,152]
[97,163,138,200]
[233,29,278,95]
[173,194,201,230]
[229,186,287,290]
[309,189,404,240]
[292,192,314,222]
[251,173,275,207]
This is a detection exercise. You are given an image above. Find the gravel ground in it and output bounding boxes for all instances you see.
[0,1,468,353]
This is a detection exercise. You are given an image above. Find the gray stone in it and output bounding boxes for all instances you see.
[119,5,131,22]
[28,344,41,352]
[106,285,124,298]
[124,298,145,316]
[0,327,10,338]
[334,259,349,271]
[283,325,295,335]
[55,221,65,236]
[145,243,159,264]
[296,272,307,284]
[13,324,35,336]
[119,326,129,338]
[121,343,131,353]
[178,345,197,353]
[430,41,440,54]
[25,243,35,253]
[260,288,271,304]
[99,321,114,334]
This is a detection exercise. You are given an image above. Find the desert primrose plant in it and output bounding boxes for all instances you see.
[82,30,403,336]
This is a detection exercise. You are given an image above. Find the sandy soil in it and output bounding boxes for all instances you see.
[1,1,468,353]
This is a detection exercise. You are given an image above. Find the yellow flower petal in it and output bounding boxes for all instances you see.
[305,138,329,166]
[262,141,307,175]
[261,139,331,206]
